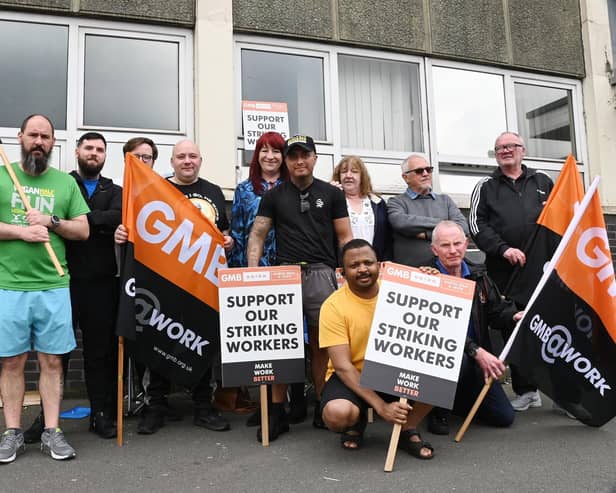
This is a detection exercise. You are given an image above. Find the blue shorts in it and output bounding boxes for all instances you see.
[0,288,76,357]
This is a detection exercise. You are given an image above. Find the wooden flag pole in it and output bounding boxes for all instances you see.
[454,377,493,443]
[384,397,407,472]
[260,384,269,447]
[0,142,64,276]
[116,336,125,447]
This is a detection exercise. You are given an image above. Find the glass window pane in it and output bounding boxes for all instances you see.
[0,20,68,129]
[241,49,326,140]
[84,35,179,130]
[339,55,422,152]
[514,83,575,160]
[432,67,506,159]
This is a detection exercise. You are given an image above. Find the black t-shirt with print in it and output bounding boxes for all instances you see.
[167,177,229,232]
[257,178,348,268]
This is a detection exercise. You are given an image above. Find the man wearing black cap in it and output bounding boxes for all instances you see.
[247,135,353,442]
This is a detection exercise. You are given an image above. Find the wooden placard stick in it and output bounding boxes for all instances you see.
[116,336,125,447]
[454,376,493,443]
[260,384,269,447]
[384,397,407,472]
[0,141,64,276]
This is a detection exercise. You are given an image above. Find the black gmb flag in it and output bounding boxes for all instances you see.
[116,154,228,387]
[508,182,616,426]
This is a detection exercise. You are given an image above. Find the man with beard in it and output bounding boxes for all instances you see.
[0,114,89,463]
[24,132,122,442]
[319,239,434,457]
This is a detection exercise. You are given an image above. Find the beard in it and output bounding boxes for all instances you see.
[21,145,52,176]
[77,156,104,179]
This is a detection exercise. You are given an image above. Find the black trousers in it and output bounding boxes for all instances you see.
[70,277,119,415]
[144,366,213,411]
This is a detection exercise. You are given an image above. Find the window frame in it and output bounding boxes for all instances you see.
[427,58,587,174]
[0,10,193,181]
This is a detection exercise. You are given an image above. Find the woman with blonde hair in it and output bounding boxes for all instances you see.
[332,156,391,260]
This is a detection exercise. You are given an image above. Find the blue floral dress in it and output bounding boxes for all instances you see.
[228,178,282,267]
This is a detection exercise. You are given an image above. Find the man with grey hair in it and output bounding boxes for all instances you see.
[468,131,553,413]
[388,153,468,434]
[423,220,521,429]
[388,153,468,269]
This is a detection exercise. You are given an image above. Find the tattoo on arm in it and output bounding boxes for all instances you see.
[246,216,272,267]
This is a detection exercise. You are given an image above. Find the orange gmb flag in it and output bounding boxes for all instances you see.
[122,153,226,311]
[555,189,616,343]
[537,154,585,235]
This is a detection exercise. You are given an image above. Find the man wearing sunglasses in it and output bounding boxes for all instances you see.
[388,153,468,270]
[469,131,553,414]
[247,135,352,442]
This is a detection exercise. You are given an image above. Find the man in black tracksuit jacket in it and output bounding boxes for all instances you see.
[468,132,553,411]
[66,132,122,438]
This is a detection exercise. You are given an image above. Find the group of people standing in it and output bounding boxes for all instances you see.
[0,115,553,465]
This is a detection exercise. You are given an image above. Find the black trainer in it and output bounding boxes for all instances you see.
[193,407,230,431]
[90,411,117,439]
[427,409,450,435]
[137,406,166,435]
[246,409,260,427]
[23,413,44,444]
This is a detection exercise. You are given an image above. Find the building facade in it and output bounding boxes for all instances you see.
[1,0,615,392]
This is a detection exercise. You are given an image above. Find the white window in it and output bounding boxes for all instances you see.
[83,33,181,132]
[0,11,193,184]
[0,19,68,129]
[235,36,587,199]
[338,55,422,153]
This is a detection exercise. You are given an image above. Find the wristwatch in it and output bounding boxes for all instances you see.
[49,215,61,230]
[466,341,480,358]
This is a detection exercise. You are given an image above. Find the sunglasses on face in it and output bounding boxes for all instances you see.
[403,166,434,176]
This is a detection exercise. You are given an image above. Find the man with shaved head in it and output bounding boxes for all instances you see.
[115,139,233,435]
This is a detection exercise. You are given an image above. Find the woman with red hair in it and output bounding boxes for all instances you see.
[229,131,288,267]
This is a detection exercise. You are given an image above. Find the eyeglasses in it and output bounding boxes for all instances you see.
[403,166,434,176]
[299,192,310,213]
[494,143,523,153]
[133,153,153,163]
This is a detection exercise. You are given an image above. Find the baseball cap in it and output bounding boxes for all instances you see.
[283,135,316,155]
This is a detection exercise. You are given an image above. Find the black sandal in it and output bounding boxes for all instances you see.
[340,413,367,451]
[398,429,434,460]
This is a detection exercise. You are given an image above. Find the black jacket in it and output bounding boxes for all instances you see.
[65,171,122,279]
[430,258,518,356]
[468,165,553,290]
[369,195,392,261]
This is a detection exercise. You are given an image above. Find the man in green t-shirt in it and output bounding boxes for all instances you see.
[0,114,89,464]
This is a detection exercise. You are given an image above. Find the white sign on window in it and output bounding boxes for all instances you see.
[242,101,290,150]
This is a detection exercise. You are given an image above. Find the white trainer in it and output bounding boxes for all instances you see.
[510,391,542,411]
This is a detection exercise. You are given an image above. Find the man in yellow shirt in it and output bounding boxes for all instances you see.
[319,239,433,457]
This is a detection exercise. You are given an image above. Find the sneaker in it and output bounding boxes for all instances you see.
[137,406,166,435]
[90,411,117,439]
[24,413,45,444]
[552,402,576,419]
[40,428,76,460]
[511,391,542,411]
[0,429,26,464]
[427,410,450,435]
[246,409,261,427]
[193,407,230,431]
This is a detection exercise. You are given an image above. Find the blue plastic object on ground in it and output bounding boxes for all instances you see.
[60,406,91,419]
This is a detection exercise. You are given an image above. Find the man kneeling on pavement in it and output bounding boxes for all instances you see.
[319,239,434,457]
[423,220,523,434]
